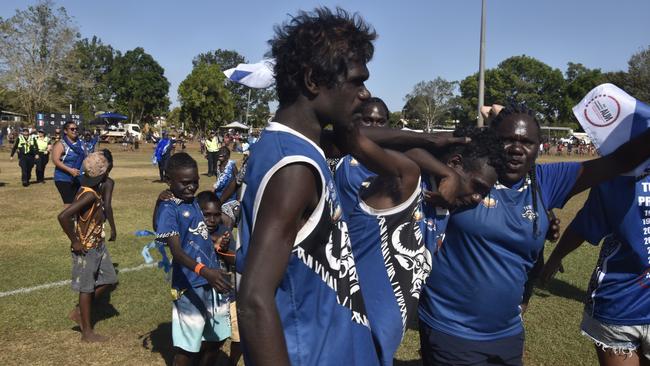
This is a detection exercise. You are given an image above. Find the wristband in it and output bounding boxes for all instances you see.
[194,263,205,275]
[216,248,235,257]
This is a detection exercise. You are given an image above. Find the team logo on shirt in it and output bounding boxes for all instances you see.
[521,205,538,221]
[391,222,431,298]
[188,221,209,240]
[376,200,430,332]
[481,196,498,208]
[350,158,359,166]
[292,182,369,327]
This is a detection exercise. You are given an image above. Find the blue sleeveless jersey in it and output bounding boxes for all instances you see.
[214,160,237,203]
[570,175,650,325]
[54,138,85,182]
[417,173,450,256]
[335,155,376,220]
[346,180,427,366]
[236,122,378,366]
[419,162,582,340]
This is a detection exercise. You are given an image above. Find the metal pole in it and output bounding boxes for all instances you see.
[245,89,251,125]
[477,0,487,127]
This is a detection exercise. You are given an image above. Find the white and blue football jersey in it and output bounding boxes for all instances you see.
[346,177,426,366]
[236,122,378,366]
[156,198,220,290]
[335,155,376,220]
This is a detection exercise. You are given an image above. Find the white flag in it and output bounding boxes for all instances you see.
[572,83,650,176]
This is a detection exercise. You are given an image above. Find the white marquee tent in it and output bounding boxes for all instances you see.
[220,121,250,130]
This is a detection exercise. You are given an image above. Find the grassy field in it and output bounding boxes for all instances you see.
[0,143,599,365]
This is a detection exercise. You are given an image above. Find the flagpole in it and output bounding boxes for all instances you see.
[477,0,487,127]
[245,89,251,125]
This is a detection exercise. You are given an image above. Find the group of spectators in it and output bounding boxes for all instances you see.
[539,139,597,156]
[9,127,56,186]
[199,130,257,157]
[7,124,99,189]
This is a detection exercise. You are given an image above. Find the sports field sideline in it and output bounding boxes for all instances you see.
[0,143,598,365]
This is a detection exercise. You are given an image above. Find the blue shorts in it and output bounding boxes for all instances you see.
[419,321,524,366]
[172,285,231,352]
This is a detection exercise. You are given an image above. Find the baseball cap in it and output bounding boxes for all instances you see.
[80,152,109,187]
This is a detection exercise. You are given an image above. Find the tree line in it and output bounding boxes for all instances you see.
[2,2,647,132]
[401,50,650,131]
[0,1,273,131]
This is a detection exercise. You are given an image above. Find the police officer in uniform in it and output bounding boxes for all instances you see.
[35,129,52,183]
[204,130,220,176]
[10,128,39,186]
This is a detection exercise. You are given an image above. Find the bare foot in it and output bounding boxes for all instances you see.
[68,306,82,329]
[81,332,108,343]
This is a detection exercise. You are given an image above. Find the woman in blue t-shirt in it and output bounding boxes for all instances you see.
[51,121,86,206]
[418,104,650,366]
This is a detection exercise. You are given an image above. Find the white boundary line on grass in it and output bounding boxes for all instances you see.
[0,263,157,298]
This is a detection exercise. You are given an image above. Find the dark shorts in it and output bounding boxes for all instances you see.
[55,180,80,204]
[419,321,524,366]
[71,244,117,293]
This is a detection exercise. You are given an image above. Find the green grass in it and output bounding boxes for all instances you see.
[0,145,599,365]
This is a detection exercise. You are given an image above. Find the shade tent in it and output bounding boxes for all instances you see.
[98,112,128,120]
[220,121,250,130]
[90,112,129,125]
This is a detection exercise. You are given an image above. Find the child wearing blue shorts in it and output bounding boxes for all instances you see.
[154,152,232,366]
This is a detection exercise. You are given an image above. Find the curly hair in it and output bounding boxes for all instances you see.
[217,146,230,157]
[268,7,377,106]
[360,97,389,118]
[165,152,197,176]
[445,125,507,177]
[197,190,222,209]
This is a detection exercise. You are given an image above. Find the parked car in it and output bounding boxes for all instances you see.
[99,123,142,143]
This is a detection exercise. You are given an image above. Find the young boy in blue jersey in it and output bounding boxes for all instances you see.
[541,170,650,365]
[154,152,232,366]
[196,191,241,366]
[418,104,650,366]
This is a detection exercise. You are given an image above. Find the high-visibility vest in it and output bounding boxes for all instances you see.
[205,137,220,152]
[36,136,50,152]
[17,135,36,155]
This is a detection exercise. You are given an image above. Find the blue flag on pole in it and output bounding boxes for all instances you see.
[223,59,275,88]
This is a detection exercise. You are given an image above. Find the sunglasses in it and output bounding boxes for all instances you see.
[67,128,78,131]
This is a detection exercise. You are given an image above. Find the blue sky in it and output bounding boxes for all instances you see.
[2,0,649,112]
